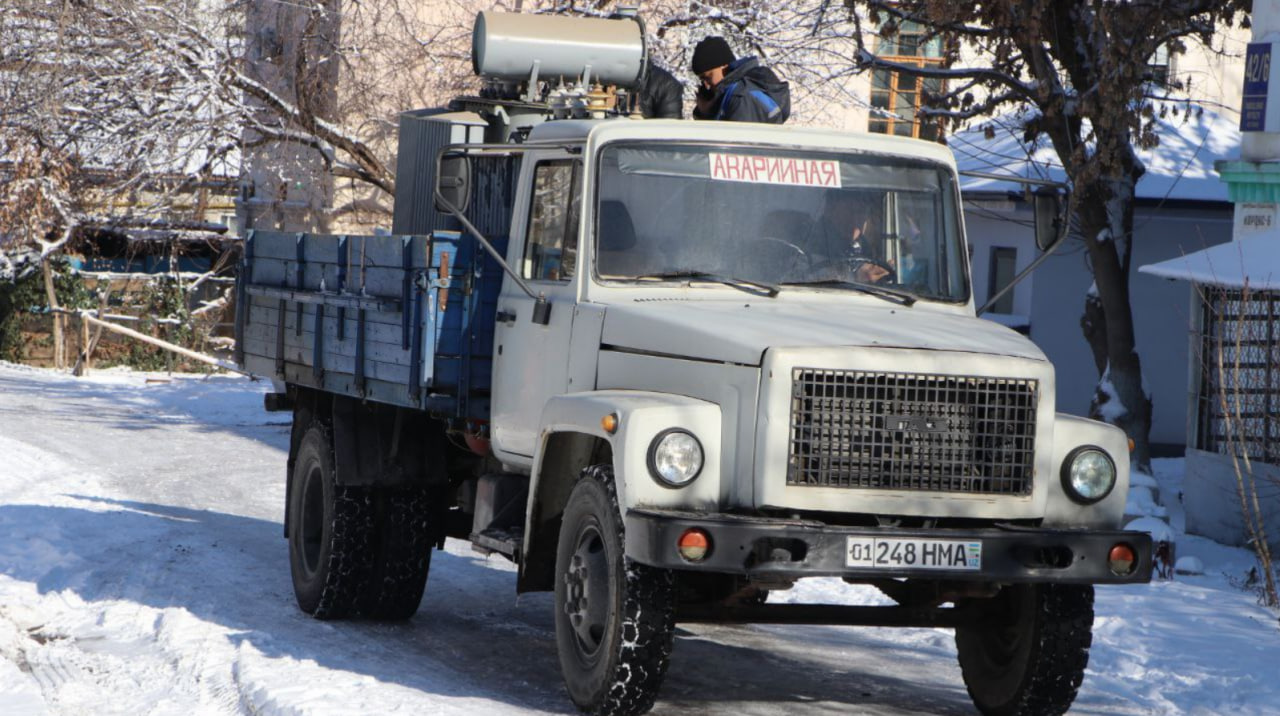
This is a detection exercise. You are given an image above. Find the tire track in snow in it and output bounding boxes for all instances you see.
[0,435,248,714]
[0,568,250,715]
[0,606,52,715]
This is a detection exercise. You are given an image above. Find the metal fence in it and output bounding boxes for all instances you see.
[1197,286,1280,465]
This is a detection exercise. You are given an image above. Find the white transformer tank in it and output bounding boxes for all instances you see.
[471,11,646,88]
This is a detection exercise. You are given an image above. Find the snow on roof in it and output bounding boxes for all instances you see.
[1139,235,1280,289]
[951,100,1239,203]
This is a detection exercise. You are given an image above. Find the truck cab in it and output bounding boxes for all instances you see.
[492,117,1136,572]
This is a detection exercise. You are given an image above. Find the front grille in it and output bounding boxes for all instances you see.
[787,368,1038,495]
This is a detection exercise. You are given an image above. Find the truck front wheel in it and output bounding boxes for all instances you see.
[554,465,676,716]
[955,583,1095,716]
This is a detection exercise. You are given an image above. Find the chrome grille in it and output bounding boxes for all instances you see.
[787,368,1038,495]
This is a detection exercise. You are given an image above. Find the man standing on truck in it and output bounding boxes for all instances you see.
[637,61,683,119]
[690,36,790,124]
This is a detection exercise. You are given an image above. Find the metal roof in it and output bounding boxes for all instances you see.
[951,102,1238,203]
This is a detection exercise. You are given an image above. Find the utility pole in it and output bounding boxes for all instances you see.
[237,0,340,234]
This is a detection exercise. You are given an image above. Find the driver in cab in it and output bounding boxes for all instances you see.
[810,192,892,284]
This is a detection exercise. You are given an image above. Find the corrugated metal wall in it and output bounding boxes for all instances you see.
[393,109,522,239]
[394,110,471,235]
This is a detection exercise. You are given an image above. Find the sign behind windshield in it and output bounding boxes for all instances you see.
[709,153,842,188]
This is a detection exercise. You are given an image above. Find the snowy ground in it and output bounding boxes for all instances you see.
[0,362,1277,715]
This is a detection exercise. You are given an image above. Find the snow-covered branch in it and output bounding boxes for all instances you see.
[855,48,1037,97]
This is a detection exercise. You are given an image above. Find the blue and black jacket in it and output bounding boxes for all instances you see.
[693,57,790,124]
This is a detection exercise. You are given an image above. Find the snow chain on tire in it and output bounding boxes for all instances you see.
[289,424,375,620]
[315,486,375,618]
[955,583,1095,716]
[289,424,436,621]
[358,484,437,620]
[555,464,677,716]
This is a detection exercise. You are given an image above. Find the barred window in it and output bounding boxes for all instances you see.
[1197,286,1280,465]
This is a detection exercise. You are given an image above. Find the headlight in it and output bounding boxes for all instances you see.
[1061,446,1116,504]
[648,429,704,487]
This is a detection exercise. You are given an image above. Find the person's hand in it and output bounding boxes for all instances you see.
[854,262,890,284]
[695,85,715,116]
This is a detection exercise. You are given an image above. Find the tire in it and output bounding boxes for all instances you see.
[357,484,436,620]
[287,424,373,620]
[955,583,1095,716]
[554,465,677,716]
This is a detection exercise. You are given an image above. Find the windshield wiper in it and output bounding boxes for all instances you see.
[781,279,917,306]
[634,271,780,298]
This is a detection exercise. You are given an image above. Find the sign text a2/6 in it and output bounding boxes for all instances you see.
[1241,42,1280,133]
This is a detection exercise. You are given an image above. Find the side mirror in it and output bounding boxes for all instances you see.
[435,154,472,212]
[1033,188,1066,252]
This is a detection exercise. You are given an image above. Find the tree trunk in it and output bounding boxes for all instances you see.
[1080,290,1108,376]
[1077,178,1153,473]
[239,0,339,234]
[41,257,64,369]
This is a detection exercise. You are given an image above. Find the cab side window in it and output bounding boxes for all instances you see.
[523,160,582,281]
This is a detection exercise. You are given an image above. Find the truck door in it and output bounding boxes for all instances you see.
[490,155,583,461]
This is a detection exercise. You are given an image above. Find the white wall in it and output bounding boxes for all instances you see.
[1185,448,1280,550]
[1176,23,1248,119]
[964,202,1233,447]
[964,199,1037,323]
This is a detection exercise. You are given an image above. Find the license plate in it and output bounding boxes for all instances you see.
[845,537,982,570]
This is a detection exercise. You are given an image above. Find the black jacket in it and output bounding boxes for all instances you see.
[692,57,790,124]
[638,63,684,119]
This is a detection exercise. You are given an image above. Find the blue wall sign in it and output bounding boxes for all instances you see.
[1242,43,1276,132]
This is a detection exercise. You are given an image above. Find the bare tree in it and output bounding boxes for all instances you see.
[843,1,1249,472]
[620,0,868,119]
[1,2,241,251]
[0,0,447,243]
[1,0,877,247]
[0,0,452,368]
[0,2,328,362]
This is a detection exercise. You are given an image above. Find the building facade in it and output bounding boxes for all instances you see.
[1135,2,1280,549]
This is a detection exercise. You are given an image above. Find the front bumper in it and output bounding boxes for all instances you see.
[625,509,1153,584]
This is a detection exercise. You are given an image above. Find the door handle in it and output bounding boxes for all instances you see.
[496,309,517,325]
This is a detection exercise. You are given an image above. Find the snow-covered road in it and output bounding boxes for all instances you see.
[0,362,1277,715]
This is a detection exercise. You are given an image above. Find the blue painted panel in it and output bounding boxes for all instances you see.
[236,227,502,422]
[430,230,503,422]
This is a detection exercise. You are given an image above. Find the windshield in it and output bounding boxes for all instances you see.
[594,143,969,303]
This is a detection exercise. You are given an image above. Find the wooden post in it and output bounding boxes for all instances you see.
[41,258,64,369]
[79,314,90,374]
[72,290,110,378]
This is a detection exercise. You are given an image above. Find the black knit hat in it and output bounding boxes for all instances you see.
[691,36,735,75]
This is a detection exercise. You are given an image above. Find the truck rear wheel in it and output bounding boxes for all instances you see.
[287,424,373,619]
[357,484,436,620]
[955,583,1094,716]
[554,465,676,716]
